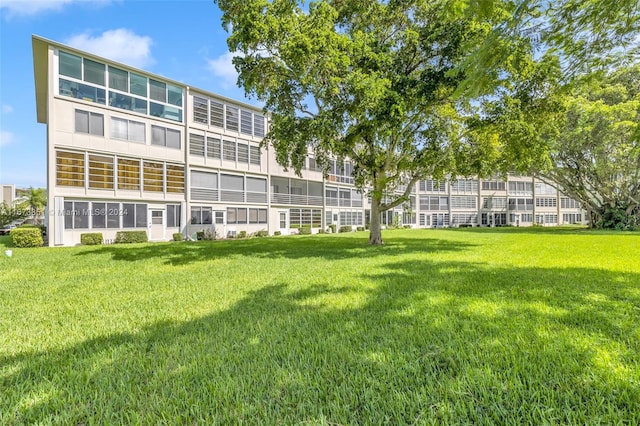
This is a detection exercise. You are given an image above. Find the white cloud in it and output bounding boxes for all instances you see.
[207,51,241,88]
[0,0,112,18]
[2,105,13,114]
[0,131,15,147]
[65,29,154,69]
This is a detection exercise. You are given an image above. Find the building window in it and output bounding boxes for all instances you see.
[481,180,506,191]
[561,198,581,209]
[75,110,104,136]
[167,204,181,227]
[143,161,164,192]
[240,110,253,135]
[207,137,221,159]
[190,170,218,201]
[246,176,267,203]
[129,73,147,97]
[149,79,166,102]
[238,143,249,163]
[166,165,184,193]
[220,173,244,202]
[250,145,261,165]
[223,140,236,161]
[508,181,533,195]
[535,182,557,195]
[419,180,446,192]
[56,151,85,187]
[419,195,449,211]
[83,58,105,86]
[91,202,121,229]
[227,207,248,224]
[88,155,114,190]
[121,203,147,228]
[226,105,239,131]
[108,66,128,91]
[190,206,212,225]
[193,96,208,124]
[254,114,265,137]
[450,179,478,193]
[249,208,268,224]
[563,213,582,224]
[59,51,82,79]
[111,117,145,143]
[151,126,181,149]
[59,79,106,104]
[117,158,140,190]
[189,133,205,156]
[109,92,147,114]
[536,197,557,208]
[450,196,477,209]
[211,101,224,127]
[289,208,322,227]
[63,201,90,229]
[508,198,534,211]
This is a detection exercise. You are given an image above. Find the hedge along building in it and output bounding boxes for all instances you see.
[33,35,585,246]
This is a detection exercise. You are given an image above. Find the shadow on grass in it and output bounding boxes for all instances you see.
[3,257,639,424]
[73,234,476,265]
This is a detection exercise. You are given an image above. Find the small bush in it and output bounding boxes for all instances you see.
[253,230,268,238]
[339,226,352,233]
[81,233,103,245]
[115,230,148,244]
[11,228,44,247]
[196,231,205,240]
[403,224,412,229]
[238,230,248,239]
[356,226,365,232]
[19,224,47,236]
[329,224,337,233]
[274,231,281,236]
[299,225,312,235]
[172,232,183,241]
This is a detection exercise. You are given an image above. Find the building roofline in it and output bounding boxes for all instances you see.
[32,34,265,124]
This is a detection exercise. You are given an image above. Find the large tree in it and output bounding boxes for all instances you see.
[546,67,640,229]
[215,0,534,244]
[474,63,640,230]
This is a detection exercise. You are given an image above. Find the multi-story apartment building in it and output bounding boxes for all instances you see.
[33,36,585,247]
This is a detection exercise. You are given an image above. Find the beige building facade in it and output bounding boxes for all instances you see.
[33,36,585,247]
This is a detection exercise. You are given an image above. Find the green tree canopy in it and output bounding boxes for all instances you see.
[215,0,536,244]
[475,64,640,229]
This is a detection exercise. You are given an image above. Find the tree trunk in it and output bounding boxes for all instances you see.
[369,195,384,245]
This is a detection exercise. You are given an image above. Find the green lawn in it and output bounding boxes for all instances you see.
[1,228,639,424]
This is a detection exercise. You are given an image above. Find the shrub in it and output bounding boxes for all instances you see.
[10,228,44,247]
[115,231,148,244]
[329,224,337,233]
[299,225,312,235]
[238,230,248,239]
[81,233,103,245]
[274,231,281,236]
[172,232,183,241]
[253,230,269,238]
[356,226,365,232]
[196,231,205,240]
[19,224,47,236]
[339,226,352,233]
[403,224,412,229]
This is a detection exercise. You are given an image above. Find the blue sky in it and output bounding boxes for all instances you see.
[0,0,255,188]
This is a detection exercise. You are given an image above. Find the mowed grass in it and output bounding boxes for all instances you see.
[1,228,639,424]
